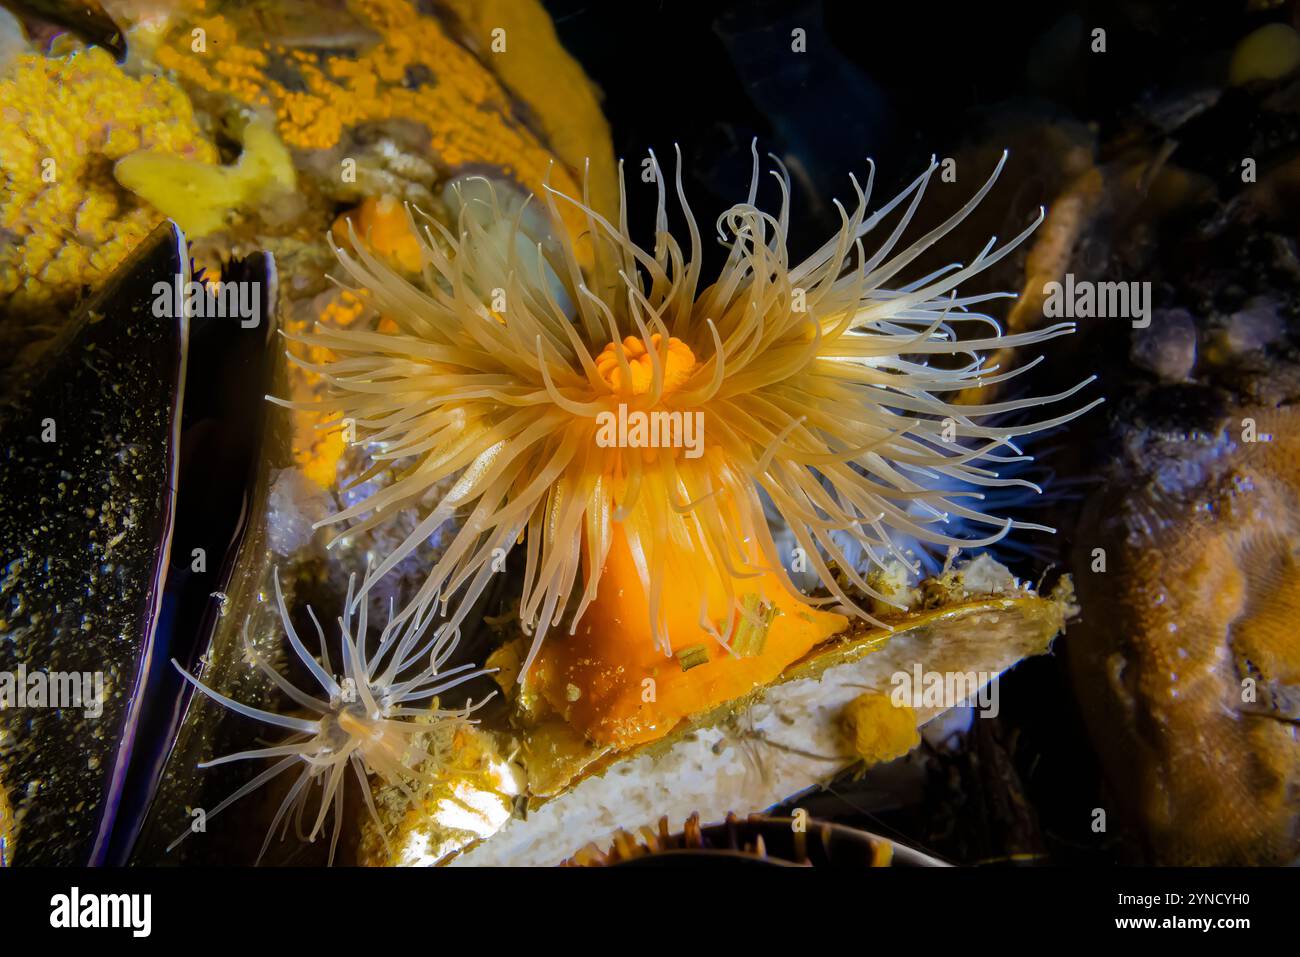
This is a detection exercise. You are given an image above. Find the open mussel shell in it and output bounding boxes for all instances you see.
[129,255,310,867]
[0,223,186,865]
[0,221,279,865]
[106,248,278,865]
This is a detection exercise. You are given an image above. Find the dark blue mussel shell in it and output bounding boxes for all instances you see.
[107,246,277,867]
[0,222,276,865]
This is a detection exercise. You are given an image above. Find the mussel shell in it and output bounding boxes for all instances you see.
[3,0,125,60]
[0,222,279,864]
[0,222,186,865]
[103,249,278,865]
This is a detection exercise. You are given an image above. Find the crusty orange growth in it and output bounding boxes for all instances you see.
[0,47,215,316]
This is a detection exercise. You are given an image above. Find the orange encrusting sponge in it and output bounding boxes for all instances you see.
[528,515,848,749]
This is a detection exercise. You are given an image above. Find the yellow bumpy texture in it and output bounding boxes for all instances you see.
[0,47,215,316]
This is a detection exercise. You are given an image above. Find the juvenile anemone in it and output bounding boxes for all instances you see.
[282,147,1099,680]
[171,571,493,864]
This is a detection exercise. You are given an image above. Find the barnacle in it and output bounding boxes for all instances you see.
[425,561,1076,866]
[171,571,493,864]
[279,146,1098,749]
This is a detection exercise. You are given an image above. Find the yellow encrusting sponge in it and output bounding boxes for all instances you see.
[114,112,296,238]
[842,692,921,766]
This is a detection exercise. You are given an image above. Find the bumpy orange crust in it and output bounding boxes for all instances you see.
[1071,406,1300,864]
[150,0,592,239]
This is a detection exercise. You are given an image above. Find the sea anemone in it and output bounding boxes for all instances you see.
[282,147,1099,685]
[170,571,493,864]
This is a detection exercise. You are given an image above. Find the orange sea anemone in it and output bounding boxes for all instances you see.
[280,148,1098,688]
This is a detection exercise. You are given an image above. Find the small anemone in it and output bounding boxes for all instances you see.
[171,570,494,864]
